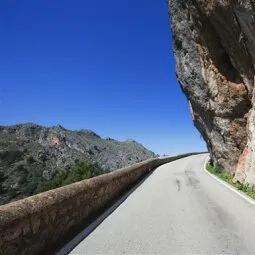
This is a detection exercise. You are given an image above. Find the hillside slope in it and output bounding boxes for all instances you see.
[168,0,255,184]
[0,123,155,204]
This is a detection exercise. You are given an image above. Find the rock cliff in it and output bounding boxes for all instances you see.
[0,123,155,204]
[168,0,255,184]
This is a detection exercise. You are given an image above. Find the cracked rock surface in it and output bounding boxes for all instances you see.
[168,0,255,184]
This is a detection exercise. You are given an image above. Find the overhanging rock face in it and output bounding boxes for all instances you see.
[168,0,255,184]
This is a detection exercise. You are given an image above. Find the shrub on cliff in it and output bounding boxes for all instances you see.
[0,150,24,165]
[0,172,6,193]
[35,161,108,194]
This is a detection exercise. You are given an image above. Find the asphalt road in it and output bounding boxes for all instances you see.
[68,154,255,254]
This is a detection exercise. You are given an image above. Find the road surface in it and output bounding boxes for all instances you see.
[66,154,255,254]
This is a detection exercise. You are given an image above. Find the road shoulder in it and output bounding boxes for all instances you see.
[203,157,255,206]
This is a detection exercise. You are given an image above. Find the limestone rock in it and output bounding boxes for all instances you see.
[168,0,255,184]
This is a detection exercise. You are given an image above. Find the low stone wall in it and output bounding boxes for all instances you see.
[0,153,199,255]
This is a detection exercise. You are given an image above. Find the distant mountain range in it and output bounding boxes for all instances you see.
[0,123,156,204]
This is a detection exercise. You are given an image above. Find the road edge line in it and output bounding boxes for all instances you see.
[203,156,255,206]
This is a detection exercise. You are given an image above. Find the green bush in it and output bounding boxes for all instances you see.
[35,161,108,194]
[212,166,223,174]
[0,150,24,165]
[206,163,255,200]
[27,156,36,164]
[237,183,249,192]
[207,164,224,175]
[0,172,6,194]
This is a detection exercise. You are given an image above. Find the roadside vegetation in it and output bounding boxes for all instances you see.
[206,163,255,200]
[35,161,108,194]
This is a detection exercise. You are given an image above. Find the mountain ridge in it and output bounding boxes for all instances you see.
[0,123,156,204]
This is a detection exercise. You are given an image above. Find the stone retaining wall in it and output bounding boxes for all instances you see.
[0,153,200,255]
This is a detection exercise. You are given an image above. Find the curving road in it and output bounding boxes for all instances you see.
[65,154,255,254]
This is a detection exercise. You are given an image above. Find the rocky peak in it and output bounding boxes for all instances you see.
[78,129,101,138]
[0,123,155,204]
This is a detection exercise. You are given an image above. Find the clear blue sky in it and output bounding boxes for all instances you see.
[0,0,206,155]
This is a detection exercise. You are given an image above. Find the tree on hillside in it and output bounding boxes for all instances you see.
[0,172,6,194]
[35,160,108,194]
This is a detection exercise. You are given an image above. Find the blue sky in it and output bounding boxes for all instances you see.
[0,1,206,155]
